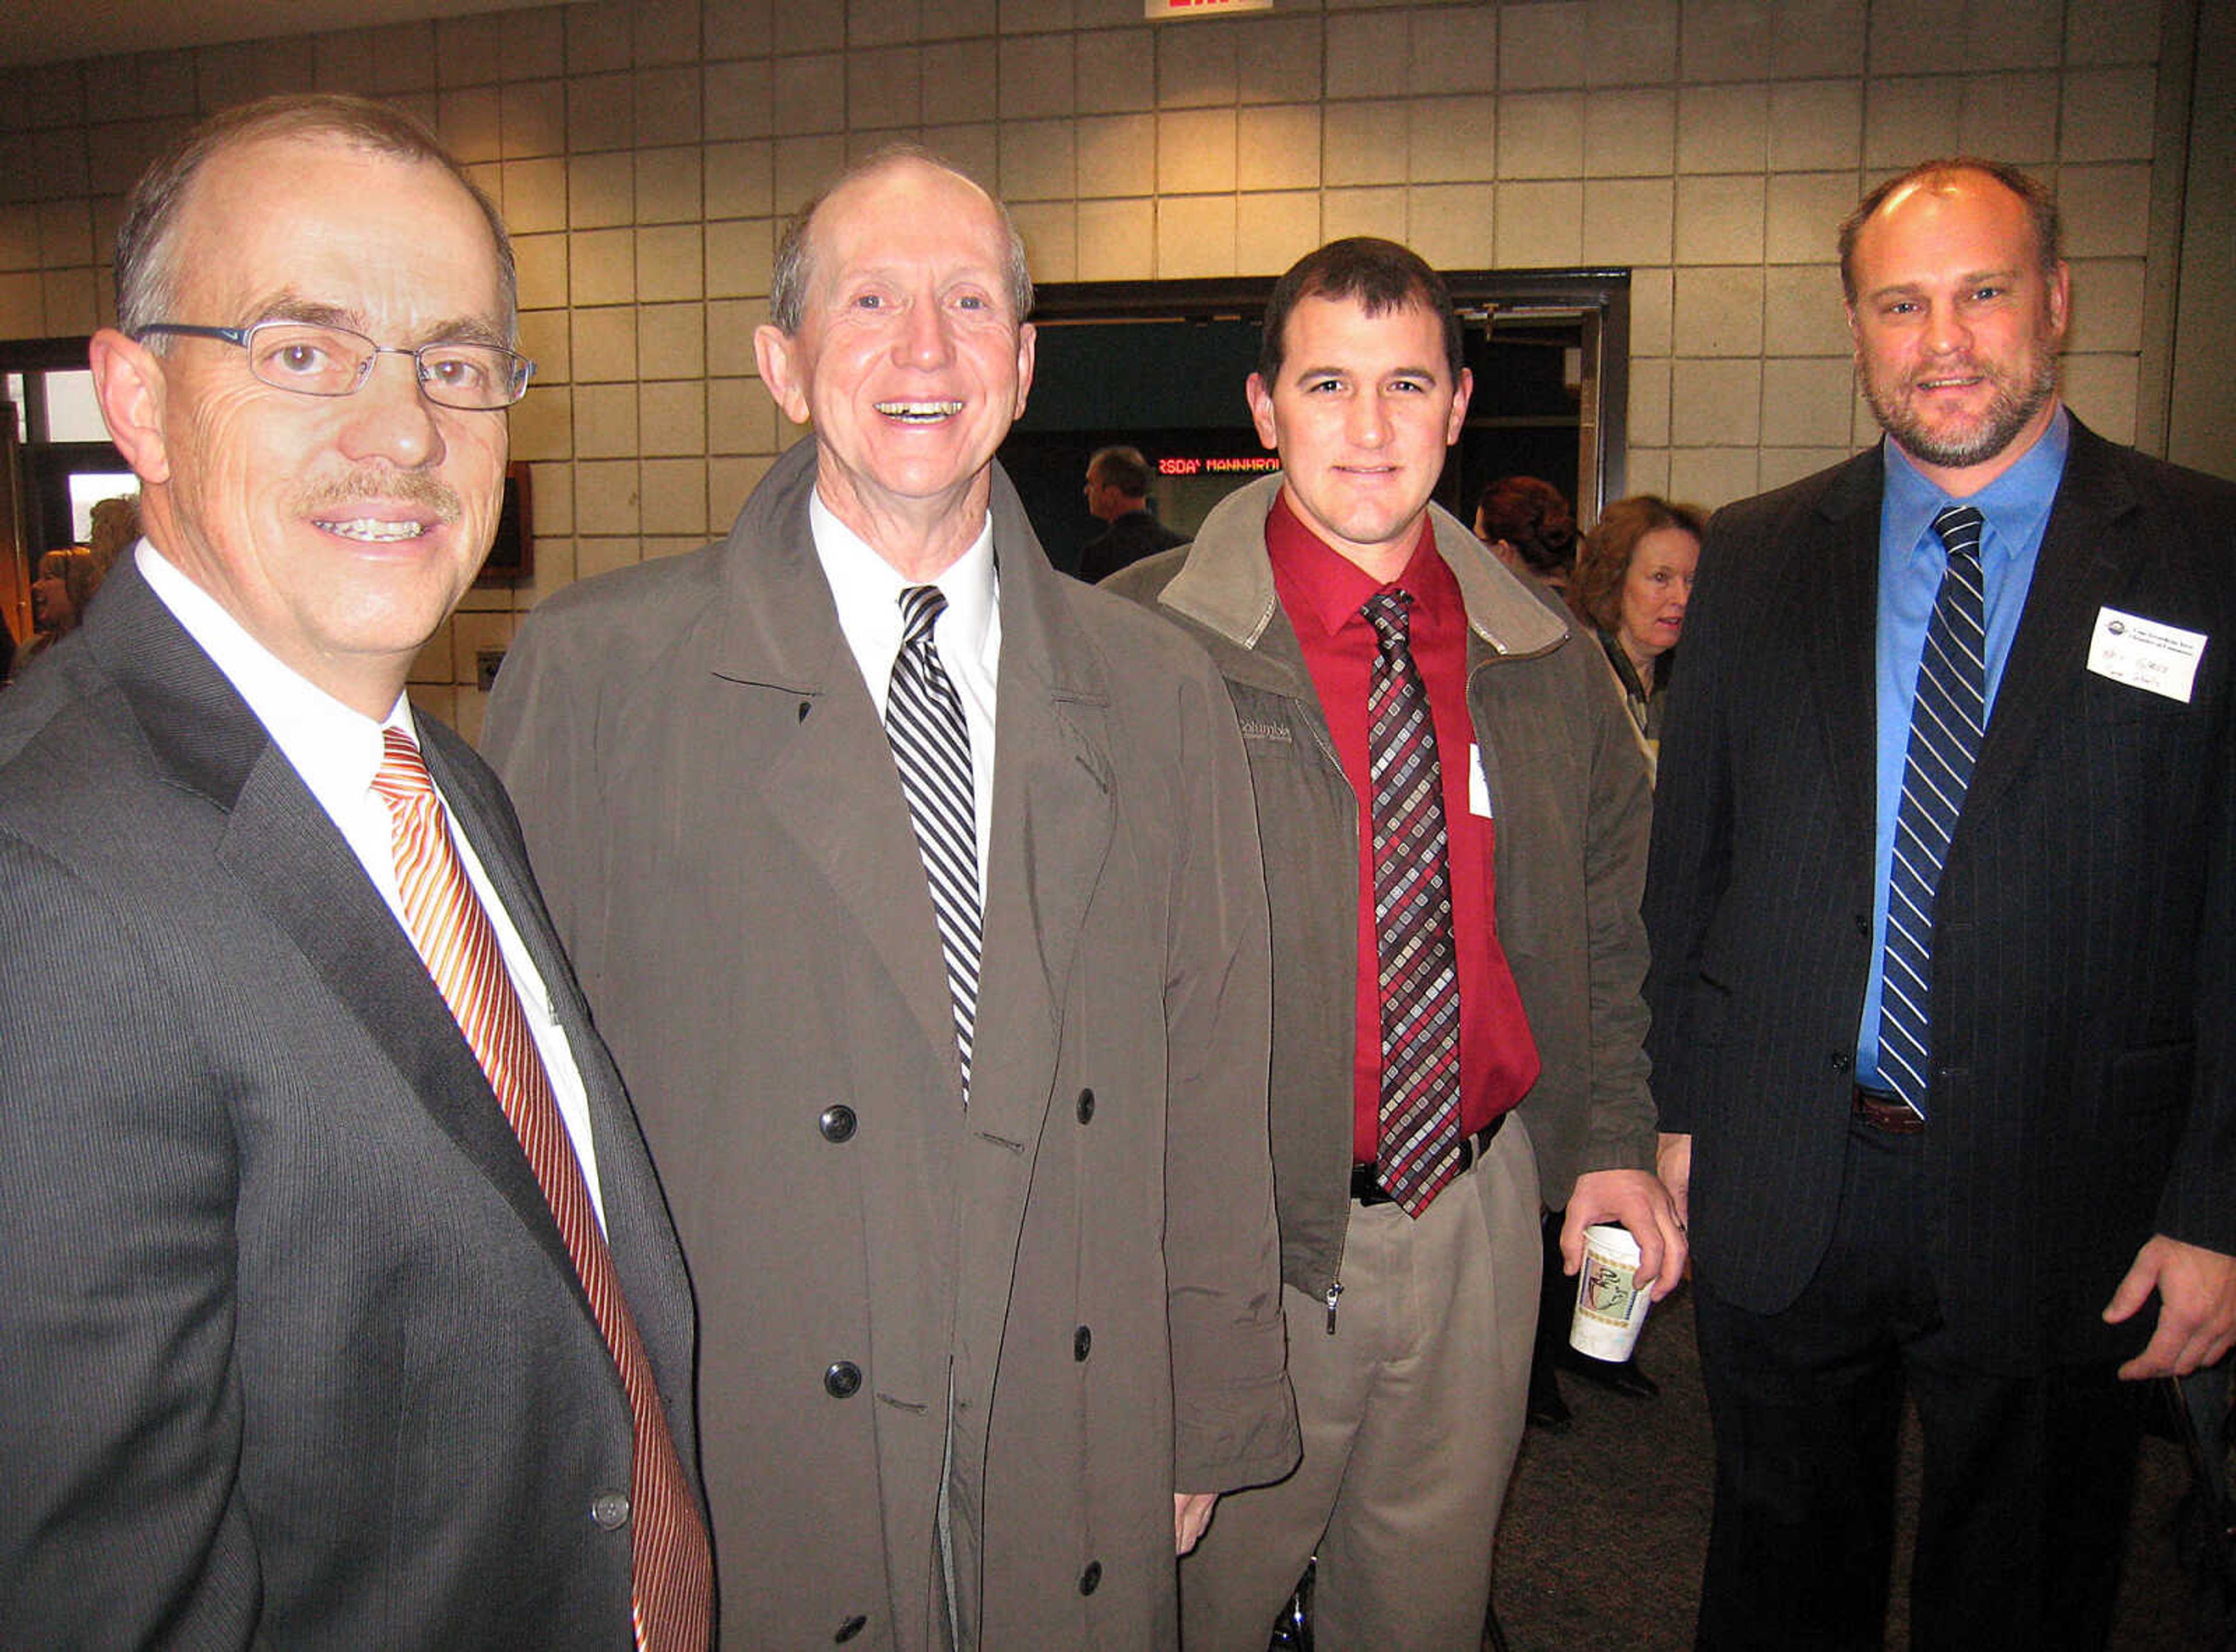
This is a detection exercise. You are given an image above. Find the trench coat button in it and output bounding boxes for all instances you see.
[590,1491,631,1530]
[834,1615,868,1642]
[1073,1325,1092,1361]
[819,1105,858,1143]
[1079,1560,1102,1595]
[1828,1050,1852,1073]
[1854,912,1870,937]
[825,1360,862,1398]
[1076,1087,1095,1124]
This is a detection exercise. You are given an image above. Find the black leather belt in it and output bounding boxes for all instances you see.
[1852,1087,1924,1135]
[1351,1114,1506,1206]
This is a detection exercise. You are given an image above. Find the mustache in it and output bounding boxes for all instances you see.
[294,470,464,523]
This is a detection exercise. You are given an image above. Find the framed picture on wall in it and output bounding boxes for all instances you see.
[476,461,533,584]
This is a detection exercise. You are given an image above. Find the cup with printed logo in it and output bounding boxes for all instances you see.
[1569,1223,1651,1361]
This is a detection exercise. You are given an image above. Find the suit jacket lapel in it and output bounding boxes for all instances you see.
[1963,420,2142,824]
[1805,450,1885,841]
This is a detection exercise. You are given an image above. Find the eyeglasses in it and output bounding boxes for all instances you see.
[133,320,535,411]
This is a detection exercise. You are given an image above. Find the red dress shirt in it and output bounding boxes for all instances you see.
[1265,491,1542,1163]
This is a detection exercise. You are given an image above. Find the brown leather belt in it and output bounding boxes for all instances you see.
[1351,1115,1506,1206]
[1852,1087,1924,1135]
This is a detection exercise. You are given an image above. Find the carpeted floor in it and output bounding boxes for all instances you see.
[1488,1290,2234,1650]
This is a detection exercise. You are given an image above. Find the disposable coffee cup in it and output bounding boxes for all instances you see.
[1569,1222,1651,1361]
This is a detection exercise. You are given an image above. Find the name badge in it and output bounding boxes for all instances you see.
[1468,743,1492,818]
[2087,606,2206,705]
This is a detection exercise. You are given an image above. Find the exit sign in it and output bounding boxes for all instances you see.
[1147,0,1274,17]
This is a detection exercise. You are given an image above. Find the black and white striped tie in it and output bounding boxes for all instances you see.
[886,585,982,1098]
[1877,504,1986,1119]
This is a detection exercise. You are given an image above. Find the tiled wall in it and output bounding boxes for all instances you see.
[0,0,2187,737]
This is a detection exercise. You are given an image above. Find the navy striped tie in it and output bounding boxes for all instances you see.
[1877,504,1987,1118]
[886,585,982,1098]
[1364,590,1466,1215]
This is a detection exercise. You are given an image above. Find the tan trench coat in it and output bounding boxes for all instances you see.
[484,441,1297,1650]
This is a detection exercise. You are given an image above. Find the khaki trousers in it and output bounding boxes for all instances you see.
[1180,1116,1540,1651]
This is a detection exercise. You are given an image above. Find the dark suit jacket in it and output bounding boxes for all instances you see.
[0,560,700,1646]
[1078,508,1187,586]
[1644,418,2236,1371]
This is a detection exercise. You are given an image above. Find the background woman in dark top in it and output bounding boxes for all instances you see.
[1566,494,1706,770]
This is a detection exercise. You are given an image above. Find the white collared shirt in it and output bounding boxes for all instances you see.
[808,491,1002,885]
[136,541,607,1225]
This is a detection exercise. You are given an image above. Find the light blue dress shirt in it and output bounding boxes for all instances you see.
[1853,406,2071,1087]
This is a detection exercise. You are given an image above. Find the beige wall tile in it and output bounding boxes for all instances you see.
[503,158,569,235]
[1668,445,1760,508]
[636,66,703,146]
[636,146,704,224]
[528,461,574,540]
[1406,183,1496,267]
[773,54,847,136]
[706,142,774,221]
[638,303,707,380]
[41,269,94,335]
[1960,72,2058,165]
[2065,257,2145,355]
[572,306,638,383]
[1241,106,1324,193]
[922,38,999,122]
[774,0,846,54]
[571,457,636,535]
[634,0,703,68]
[706,300,762,377]
[1862,77,1961,170]
[0,207,39,273]
[774,134,849,213]
[2061,352,2138,444]
[1003,119,1080,202]
[1584,176,1674,264]
[410,620,453,685]
[1586,0,1678,86]
[570,152,634,228]
[1324,186,1409,246]
[1767,82,1862,172]
[1628,355,1671,446]
[1623,445,1670,495]
[1325,101,1410,189]
[1001,33,1076,121]
[1673,265,1764,356]
[1074,29,1155,116]
[439,87,504,166]
[1498,92,1584,181]
[1501,1,1588,91]
[2060,163,2153,259]
[705,217,774,301]
[1161,17,1240,108]
[1678,83,1767,174]
[574,383,639,458]
[1494,181,1583,266]
[848,46,921,130]
[1077,197,1155,280]
[569,72,635,153]
[711,454,779,526]
[519,307,570,388]
[708,377,781,455]
[641,458,710,535]
[1156,194,1237,280]
[571,227,636,305]
[567,3,632,76]
[1077,115,1156,199]
[1410,6,1499,98]
[1760,356,1855,448]
[1630,265,1672,355]
[576,536,645,581]
[1407,97,1494,186]
[704,59,775,143]
[504,8,568,77]
[36,200,88,269]
[508,377,574,461]
[1763,263,1852,357]
[1158,109,1239,197]
[1867,0,1963,77]
[514,233,571,310]
[1765,172,1853,266]
[922,123,998,189]
[1674,174,1764,264]
[997,200,1067,282]
[2065,0,2163,66]
[1680,0,1771,83]
[1237,191,1325,275]
[1965,0,2062,70]
[1328,12,1411,102]
[1583,89,1674,178]
[1757,445,1853,489]
[2061,66,2158,164]
[1236,16,1325,107]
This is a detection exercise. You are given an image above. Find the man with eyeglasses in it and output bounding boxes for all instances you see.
[0,95,710,1648]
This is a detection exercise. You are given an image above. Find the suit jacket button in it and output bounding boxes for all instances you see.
[1828,1051,1852,1073]
[820,1105,858,1142]
[834,1615,868,1642]
[1079,1560,1102,1595]
[1076,1087,1095,1124]
[825,1360,863,1398]
[1073,1325,1092,1361]
[590,1491,631,1530]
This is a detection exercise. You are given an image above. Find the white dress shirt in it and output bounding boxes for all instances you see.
[136,540,607,1224]
[808,491,1002,886]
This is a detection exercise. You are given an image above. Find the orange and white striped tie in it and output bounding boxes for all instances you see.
[373,727,712,1651]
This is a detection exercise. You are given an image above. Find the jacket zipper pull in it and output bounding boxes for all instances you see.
[1324,1280,1343,1335]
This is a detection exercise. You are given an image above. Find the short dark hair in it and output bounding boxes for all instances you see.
[769,144,1034,335]
[1472,476,1576,578]
[1257,237,1464,385]
[1567,494,1708,635]
[1837,157,2062,305]
[116,94,516,344]
[1087,445,1151,498]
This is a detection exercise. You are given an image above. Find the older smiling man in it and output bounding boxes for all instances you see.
[486,149,1296,1650]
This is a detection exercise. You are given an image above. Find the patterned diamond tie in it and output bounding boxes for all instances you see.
[1363,591,1466,1216]
[886,586,983,1098]
[1877,504,1987,1119]
[372,729,712,1652]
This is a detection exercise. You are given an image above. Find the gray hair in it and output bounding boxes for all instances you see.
[767,144,1033,335]
[116,93,517,345]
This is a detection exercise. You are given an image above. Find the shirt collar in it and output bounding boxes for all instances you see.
[1264,487,1440,638]
[1882,402,2070,566]
[809,490,999,675]
[136,540,409,808]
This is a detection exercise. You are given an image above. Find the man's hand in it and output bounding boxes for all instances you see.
[1174,1491,1218,1555]
[1561,1167,1689,1300]
[2104,1234,2236,1379]
[1656,1132,1692,1233]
